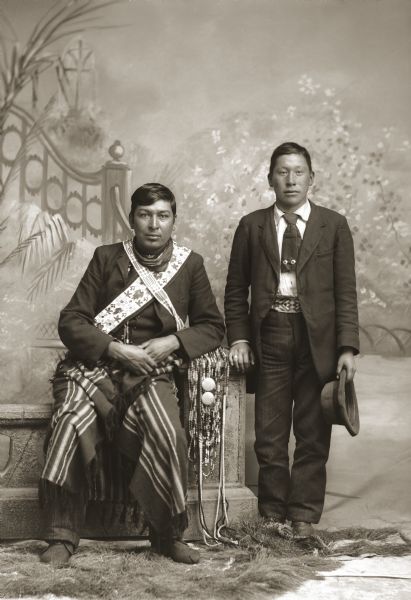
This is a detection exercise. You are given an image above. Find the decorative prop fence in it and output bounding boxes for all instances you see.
[1,105,131,242]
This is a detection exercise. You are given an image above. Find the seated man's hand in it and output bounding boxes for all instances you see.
[107,341,157,375]
[140,335,180,365]
[229,341,255,373]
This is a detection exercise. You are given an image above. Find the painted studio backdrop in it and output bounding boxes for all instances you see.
[0,0,410,528]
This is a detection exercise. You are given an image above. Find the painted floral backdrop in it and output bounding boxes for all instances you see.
[174,76,411,324]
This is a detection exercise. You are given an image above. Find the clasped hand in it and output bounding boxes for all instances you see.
[108,335,180,375]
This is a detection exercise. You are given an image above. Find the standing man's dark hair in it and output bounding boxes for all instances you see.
[225,141,359,539]
[268,142,313,180]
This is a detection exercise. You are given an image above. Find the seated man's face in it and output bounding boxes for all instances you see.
[130,199,175,254]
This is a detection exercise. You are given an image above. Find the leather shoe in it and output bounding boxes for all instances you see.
[167,540,200,564]
[262,516,293,539]
[292,521,314,538]
[40,542,74,565]
[149,528,200,564]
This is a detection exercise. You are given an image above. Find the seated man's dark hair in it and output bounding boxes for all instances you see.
[268,142,313,179]
[130,183,176,218]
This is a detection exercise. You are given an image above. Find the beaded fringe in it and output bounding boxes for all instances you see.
[187,347,230,477]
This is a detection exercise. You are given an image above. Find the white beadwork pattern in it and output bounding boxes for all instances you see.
[94,240,191,334]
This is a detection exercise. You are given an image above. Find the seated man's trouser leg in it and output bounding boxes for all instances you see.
[43,489,85,549]
[255,310,332,524]
[119,375,188,539]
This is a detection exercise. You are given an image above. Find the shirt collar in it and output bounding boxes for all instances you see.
[274,199,311,226]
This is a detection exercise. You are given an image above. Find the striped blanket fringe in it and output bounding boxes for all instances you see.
[39,445,142,528]
[187,348,238,546]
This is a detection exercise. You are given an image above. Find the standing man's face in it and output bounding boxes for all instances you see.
[129,199,175,254]
[268,153,314,211]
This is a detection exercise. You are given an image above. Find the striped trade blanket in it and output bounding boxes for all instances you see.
[40,357,188,535]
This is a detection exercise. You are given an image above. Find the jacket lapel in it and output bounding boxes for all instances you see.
[115,244,133,286]
[259,205,280,278]
[297,201,325,274]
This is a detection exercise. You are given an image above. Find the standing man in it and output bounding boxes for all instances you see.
[224,142,359,537]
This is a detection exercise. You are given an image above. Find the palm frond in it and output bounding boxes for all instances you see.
[41,24,123,50]
[28,240,75,301]
[0,68,9,90]
[22,211,70,272]
[27,1,118,57]
[8,42,19,86]
[155,161,183,188]
[1,210,71,272]
[0,229,47,268]
[28,0,74,49]
[0,35,9,73]
[0,6,18,42]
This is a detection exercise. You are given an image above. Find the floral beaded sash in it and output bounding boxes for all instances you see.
[94,240,191,334]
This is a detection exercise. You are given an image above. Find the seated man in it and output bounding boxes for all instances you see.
[39,183,225,565]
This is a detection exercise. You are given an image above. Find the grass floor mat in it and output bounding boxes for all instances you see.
[0,522,410,600]
[236,517,411,559]
[0,541,333,600]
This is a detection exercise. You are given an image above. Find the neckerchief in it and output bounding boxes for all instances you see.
[133,238,173,272]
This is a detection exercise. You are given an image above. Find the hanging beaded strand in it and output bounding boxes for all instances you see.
[187,347,229,477]
[187,347,237,546]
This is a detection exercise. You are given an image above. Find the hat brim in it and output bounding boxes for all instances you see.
[321,369,360,437]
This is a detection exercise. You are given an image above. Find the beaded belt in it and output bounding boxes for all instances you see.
[272,296,302,313]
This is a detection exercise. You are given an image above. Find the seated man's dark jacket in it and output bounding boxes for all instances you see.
[59,242,225,363]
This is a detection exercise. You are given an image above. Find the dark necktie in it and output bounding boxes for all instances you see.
[281,213,302,273]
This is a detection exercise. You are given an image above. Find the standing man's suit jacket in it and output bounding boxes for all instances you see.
[59,242,225,365]
[224,201,359,389]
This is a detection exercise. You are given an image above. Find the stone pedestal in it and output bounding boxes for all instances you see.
[0,375,256,540]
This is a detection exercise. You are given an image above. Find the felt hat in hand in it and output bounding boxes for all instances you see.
[320,368,360,436]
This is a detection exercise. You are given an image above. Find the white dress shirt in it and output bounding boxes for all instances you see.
[274,199,311,297]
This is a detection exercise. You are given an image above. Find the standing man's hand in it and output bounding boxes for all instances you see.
[229,341,255,373]
[337,348,356,382]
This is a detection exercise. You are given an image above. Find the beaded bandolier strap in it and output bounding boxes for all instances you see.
[122,239,186,330]
[94,240,190,333]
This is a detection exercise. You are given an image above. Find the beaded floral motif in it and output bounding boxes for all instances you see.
[94,241,191,334]
[123,239,185,331]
